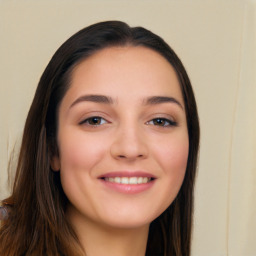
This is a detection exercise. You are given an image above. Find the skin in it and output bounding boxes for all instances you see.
[51,46,189,256]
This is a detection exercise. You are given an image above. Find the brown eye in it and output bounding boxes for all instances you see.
[147,118,177,127]
[80,116,107,126]
[153,118,166,126]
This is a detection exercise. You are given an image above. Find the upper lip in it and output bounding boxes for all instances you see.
[98,171,157,179]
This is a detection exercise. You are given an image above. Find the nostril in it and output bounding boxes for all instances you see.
[110,140,148,160]
[117,154,144,159]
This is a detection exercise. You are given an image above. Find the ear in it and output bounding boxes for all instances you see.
[50,155,61,171]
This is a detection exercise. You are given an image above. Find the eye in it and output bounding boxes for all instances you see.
[79,116,108,126]
[147,118,177,127]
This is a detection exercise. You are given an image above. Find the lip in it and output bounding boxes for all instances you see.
[98,171,156,194]
[98,171,156,179]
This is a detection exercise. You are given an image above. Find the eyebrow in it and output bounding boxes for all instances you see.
[70,94,114,108]
[144,96,184,109]
[69,94,183,110]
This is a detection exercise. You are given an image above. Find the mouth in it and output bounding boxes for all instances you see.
[101,177,154,185]
[98,171,156,193]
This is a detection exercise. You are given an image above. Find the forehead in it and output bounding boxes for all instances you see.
[65,46,183,105]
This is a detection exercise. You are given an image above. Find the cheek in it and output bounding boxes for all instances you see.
[154,133,189,189]
[58,130,107,171]
[157,133,188,169]
[142,133,189,218]
[57,131,109,212]
[166,142,189,171]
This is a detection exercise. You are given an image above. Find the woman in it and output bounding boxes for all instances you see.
[0,21,199,256]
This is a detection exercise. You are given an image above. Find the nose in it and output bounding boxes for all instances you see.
[110,124,148,161]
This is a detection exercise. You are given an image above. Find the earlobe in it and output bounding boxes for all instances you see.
[50,156,61,171]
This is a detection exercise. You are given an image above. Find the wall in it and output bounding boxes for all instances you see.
[0,1,255,255]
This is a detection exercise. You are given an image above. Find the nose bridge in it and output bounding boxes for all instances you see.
[110,117,148,160]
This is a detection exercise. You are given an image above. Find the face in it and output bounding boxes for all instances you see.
[52,46,189,229]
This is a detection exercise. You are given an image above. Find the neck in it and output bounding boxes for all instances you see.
[67,207,149,256]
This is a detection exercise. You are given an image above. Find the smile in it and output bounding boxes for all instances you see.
[103,177,152,184]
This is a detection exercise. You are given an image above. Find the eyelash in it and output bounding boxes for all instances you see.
[146,118,177,127]
[79,116,108,126]
[79,116,177,127]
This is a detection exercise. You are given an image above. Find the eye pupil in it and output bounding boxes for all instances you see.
[89,117,101,125]
[153,118,165,126]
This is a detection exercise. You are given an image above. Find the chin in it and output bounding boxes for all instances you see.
[96,207,165,230]
[99,216,152,230]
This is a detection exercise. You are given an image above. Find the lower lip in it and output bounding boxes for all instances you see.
[99,179,155,194]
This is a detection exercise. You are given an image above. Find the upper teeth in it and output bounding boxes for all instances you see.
[104,177,151,184]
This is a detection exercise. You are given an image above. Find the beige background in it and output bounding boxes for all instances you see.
[0,1,255,255]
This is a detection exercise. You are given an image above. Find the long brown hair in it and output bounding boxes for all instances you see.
[0,21,200,256]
